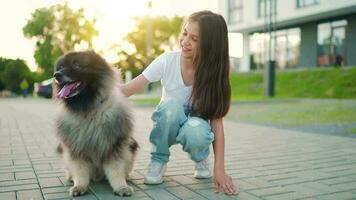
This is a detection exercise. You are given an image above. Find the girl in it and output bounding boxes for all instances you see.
[121,10,238,196]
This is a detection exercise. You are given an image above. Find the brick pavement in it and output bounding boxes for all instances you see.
[0,98,356,200]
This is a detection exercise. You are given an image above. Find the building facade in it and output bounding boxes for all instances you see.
[220,0,356,71]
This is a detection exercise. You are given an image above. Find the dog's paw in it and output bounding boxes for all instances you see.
[69,185,87,196]
[113,185,134,196]
[64,176,73,184]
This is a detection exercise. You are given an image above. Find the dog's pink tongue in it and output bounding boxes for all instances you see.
[56,82,77,99]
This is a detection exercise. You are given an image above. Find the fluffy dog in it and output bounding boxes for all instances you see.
[53,50,138,197]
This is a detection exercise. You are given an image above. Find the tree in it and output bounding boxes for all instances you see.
[1,59,34,94]
[115,16,184,78]
[0,57,12,91]
[23,3,97,79]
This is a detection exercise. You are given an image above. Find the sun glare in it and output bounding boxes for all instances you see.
[67,0,152,63]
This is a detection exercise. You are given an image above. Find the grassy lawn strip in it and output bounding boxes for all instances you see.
[226,100,356,134]
[230,67,356,99]
[132,97,160,105]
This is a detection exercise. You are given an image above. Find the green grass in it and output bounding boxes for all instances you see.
[132,98,160,105]
[350,128,356,134]
[227,100,356,127]
[230,67,356,99]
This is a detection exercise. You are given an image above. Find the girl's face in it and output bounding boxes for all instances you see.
[180,21,200,60]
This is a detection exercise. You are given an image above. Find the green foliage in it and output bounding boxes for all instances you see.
[0,59,34,94]
[230,67,356,99]
[230,71,264,99]
[115,16,184,78]
[23,3,97,79]
[0,57,13,91]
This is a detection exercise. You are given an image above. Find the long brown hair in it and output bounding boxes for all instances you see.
[186,11,231,120]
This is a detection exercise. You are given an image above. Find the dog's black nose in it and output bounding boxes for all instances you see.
[54,71,63,83]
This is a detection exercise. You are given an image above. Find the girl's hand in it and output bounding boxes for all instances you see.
[213,170,239,196]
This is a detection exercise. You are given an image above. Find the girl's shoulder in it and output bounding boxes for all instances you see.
[161,50,181,59]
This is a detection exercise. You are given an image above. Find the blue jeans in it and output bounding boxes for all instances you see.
[149,99,214,163]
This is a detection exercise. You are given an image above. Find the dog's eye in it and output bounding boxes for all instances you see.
[72,63,81,71]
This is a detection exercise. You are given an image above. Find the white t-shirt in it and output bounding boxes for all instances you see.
[142,51,192,104]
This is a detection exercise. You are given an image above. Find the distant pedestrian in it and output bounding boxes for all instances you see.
[121,11,238,195]
[20,79,29,98]
[335,54,344,67]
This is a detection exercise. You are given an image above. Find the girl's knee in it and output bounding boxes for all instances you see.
[177,117,214,150]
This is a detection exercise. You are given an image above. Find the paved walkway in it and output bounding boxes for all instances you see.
[0,98,356,200]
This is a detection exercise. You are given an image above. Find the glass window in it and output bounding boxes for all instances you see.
[249,33,268,70]
[250,28,300,70]
[297,0,319,8]
[229,0,243,24]
[258,0,277,18]
[287,28,301,68]
[317,19,347,66]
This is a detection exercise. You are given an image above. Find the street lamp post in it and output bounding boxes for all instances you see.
[264,0,276,97]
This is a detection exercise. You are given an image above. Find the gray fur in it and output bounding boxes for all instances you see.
[54,51,138,196]
[55,68,137,161]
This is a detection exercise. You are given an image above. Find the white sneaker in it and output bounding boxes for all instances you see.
[194,158,212,179]
[144,161,167,185]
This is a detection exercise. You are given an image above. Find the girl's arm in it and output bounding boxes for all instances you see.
[211,118,238,195]
[120,74,150,97]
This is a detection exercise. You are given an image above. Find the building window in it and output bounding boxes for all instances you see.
[317,19,347,66]
[249,33,267,70]
[258,0,277,18]
[297,0,319,8]
[275,28,300,69]
[228,0,243,24]
[249,28,300,70]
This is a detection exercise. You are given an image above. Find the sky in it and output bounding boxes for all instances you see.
[0,0,241,71]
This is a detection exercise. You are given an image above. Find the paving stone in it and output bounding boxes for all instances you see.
[242,177,277,188]
[263,191,308,200]
[0,172,14,181]
[2,99,356,200]
[0,179,38,187]
[42,186,70,194]
[333,181,356,191]
[33,164,52,170]
[319,176,355,185]
[145,189,180,200]
[17,189,43,200]
[13,159,31,165]
[38,177,63,188]
[0,160,13,166]
[169,175,201,185]
[232,192,263,200]
[248,186,294,197]
[138,181,180,190]
[195,189,236,200]
[44,192,72,199]
[15,171,36,180]
[283,182,337,198]
[317,192,356,200]
[165,186,206,200]
[186,183,213,190]
[0,165,33,173]
[0,184,39,193]
[0,192,16,200]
